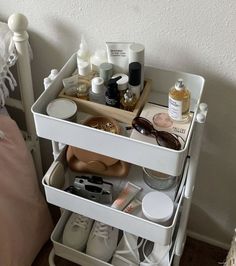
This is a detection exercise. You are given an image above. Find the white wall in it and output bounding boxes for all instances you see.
[1,0,236,248]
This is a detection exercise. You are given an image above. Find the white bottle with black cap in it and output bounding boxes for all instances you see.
[89,77,106,104]
[128,62,141,99]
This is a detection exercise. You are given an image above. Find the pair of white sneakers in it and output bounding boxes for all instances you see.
[62,212,119,262]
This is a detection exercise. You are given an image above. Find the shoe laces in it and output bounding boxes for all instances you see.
[93,221,110,239]
[71,214,90,230]
[93,221,113,248]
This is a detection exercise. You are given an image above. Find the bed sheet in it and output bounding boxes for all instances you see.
[0,114,53,266]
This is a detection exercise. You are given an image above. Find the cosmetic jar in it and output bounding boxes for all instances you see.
[142,191,174,224]
[46,98,77,122]
[143,167,177,190]
[99,63,113,85]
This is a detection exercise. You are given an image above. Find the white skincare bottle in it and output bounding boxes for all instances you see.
[77,35,90,63]
[43,77,51,90]
[89,77,106,104]
[49,69,59,81]
[43,69,58,90]
[78,61,97,81]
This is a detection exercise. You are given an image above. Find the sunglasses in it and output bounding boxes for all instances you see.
[132,116,182,150]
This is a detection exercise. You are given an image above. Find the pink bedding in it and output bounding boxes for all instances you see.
[0,114,53,266]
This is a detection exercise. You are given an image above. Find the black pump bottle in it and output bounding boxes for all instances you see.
[105,76,122,108]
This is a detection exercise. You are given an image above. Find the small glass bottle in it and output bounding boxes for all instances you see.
[76,83,89,100]
[168,79,190,122]
[120,89,137,111]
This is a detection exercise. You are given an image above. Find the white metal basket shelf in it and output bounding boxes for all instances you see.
[32,53,205,176]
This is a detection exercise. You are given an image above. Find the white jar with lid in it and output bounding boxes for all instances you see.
[142,191,174,225]
[46,98,77,122]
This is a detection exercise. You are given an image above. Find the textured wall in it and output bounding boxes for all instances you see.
[1,0,236,247]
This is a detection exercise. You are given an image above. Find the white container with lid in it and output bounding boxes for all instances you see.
[46,98,77,121]
[142,191,174,224]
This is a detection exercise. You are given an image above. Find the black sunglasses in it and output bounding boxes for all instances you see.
[132,116,182,150]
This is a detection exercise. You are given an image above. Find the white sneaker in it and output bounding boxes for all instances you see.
[112,232,143,266]
[140,241,170,266]
[62,212,94,251]
[86,221,119,262]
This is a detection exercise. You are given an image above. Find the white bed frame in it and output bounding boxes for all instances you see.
[5,13,43,178]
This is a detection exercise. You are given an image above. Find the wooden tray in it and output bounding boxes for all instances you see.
[58,79,152,124]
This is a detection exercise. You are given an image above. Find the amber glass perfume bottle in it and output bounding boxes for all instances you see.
[76,83,89,100]
[168,79,190,122]
[120,89,137,111]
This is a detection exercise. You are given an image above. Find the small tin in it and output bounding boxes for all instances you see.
[46,98,77,122]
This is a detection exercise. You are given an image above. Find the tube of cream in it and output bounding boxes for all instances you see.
[106,42,133,74]
[123,198,141,214]
[111,182,142,210]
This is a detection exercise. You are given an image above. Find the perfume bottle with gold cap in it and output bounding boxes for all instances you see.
[168,79,190,122]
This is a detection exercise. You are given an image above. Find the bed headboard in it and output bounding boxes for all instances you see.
[6,13,43,178]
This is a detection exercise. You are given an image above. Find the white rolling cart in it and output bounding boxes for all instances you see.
[32,53,207,265]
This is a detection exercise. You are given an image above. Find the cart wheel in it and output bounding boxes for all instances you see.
[49,248,56,266]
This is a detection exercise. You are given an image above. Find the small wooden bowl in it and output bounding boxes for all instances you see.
[83,116,120,135]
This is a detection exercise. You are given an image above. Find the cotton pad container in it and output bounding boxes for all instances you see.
[142,191,174,224]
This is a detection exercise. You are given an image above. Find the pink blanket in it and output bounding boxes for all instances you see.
[0,114,53,266]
